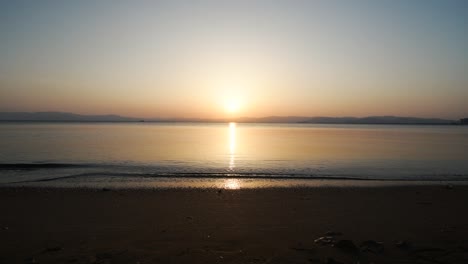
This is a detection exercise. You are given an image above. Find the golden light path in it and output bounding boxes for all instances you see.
[224,122,241,190]
[228,122,236,170]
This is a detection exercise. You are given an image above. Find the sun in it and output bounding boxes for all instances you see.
[224,98,241,113]
[217,83,246,114]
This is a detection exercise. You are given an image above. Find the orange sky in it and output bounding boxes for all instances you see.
[1,1,467,119]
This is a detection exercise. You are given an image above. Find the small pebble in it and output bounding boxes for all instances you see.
[314,236,335,245]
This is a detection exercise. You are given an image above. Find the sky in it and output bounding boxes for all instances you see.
[0,0,467,119]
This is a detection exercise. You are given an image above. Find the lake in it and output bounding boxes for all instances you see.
[0,122,467,188]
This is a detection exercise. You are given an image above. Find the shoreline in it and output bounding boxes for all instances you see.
[2,185,468,263]
[3,177,468,190]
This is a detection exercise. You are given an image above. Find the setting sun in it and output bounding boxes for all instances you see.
[224,98,242,113]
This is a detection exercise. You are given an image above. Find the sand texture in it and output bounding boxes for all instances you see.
[1,186,468,264]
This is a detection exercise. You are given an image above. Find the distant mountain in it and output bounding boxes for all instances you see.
[0,112,458,124]
[297,116,455,125]
[0,112,139,122]
[234,115,455,124]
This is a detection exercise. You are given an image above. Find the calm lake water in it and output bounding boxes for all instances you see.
[1,122,467,188]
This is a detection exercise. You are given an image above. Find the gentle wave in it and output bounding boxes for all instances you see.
[0,163,93,170]
[2,162,468,185]
[8,172,371,184]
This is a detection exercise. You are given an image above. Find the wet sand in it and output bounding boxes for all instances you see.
[1,186,468,264]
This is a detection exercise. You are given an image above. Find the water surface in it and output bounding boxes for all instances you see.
[0,122,467,188]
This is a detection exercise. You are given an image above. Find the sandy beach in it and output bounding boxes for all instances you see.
[1,185,467,264]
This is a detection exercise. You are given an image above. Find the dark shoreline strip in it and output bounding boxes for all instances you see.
[4,171,468,185]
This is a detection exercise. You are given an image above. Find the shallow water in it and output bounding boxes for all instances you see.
[0,122,467,188]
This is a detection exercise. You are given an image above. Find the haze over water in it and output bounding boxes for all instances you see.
[1,122,467,188]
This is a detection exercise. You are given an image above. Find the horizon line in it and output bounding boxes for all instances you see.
[0,111,465,120]
[0,111,466,125]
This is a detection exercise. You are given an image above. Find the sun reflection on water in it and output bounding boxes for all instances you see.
[228,122,236,170]
[223,178,241,189]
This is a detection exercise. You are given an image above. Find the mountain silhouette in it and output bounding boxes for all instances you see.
[0,112,460,124]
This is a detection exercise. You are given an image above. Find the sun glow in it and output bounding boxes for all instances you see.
[218,84,245,114]
[224,98,241,113]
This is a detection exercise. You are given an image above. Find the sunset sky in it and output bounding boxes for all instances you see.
[0,0,467,119]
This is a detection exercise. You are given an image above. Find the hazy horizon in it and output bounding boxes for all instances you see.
[0,111,466,121]
[0,111,463,126]
[1,0,467,119]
